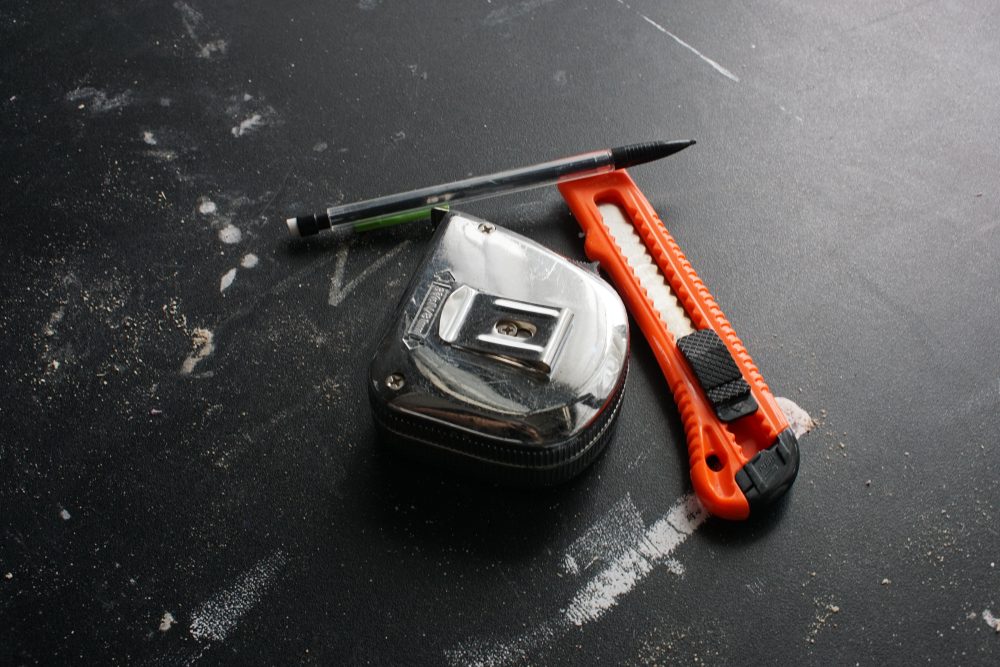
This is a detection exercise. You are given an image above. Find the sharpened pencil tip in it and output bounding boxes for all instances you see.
[611,139,696,169]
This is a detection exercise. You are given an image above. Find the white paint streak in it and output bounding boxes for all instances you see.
[220,268,237,292]
[189,550,287,642]
[175,0,203,37]
[638,15,740,82]
[774,396,815,438]
[561,494,645,576]
[565,494,707,626]
[65,87,133,112]
[231,113,264,137]
[565,545,659,626]
[142,131,158,145]
[446,494,707,666]
[240,253,259,269]
[218,224,242,244]
[159,611,176,632]
[984,609,1000,633]
[180,328,215,375]
[59,509,71,521]
[328,241,411,307]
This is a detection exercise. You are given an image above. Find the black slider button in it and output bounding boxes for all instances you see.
[676,328,758,422]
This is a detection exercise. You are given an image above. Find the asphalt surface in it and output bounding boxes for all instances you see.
[2,1,999,664]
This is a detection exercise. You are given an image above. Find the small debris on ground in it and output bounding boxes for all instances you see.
[159,611,176,632]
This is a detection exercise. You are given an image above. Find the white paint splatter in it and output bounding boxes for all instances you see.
[664,558,685,575]
[240,253,259,269]
[218,224,242,244]
[59,509,71,521]
[142,131,158,145]
[220,268,237,292]
[553,70,567,86]
[159,611,176,632]
[806,598,841,644]
[146,149,178,162]
[635,13,740,82]
[198,39,228,58]
[180,327,215,375]
[44,307,65,337]
[484,0,556,26]
[312,141,328,152]
[446,494,707,666]
[198,199,217,215]
[231,113,264,137]
[778,104,805,123]
[983,609,1000,633]
[175,1,228,59]
[328,241,411,306]
[775,396,815,438]
[448,623,559,667]
[189,550,287,642]
[407,64,428,80]
[65,87,133,112]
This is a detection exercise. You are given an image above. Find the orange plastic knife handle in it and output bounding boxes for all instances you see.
[559,171,795,520]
